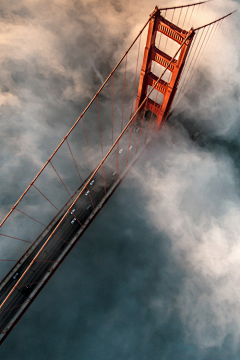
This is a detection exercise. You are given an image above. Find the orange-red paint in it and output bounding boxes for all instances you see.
[135,8,195,130]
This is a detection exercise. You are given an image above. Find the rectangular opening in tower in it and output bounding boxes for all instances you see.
[147,85,164,105]
[155,32,180,60]
[151,62,172,83]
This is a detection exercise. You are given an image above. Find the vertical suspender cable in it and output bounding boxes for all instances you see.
[126,34,142,166]
[177,7,183,26]
[32,184,59,210]
[172,31,198,107]
[130,35,141,117]
[49,160,71,197]
[111,74,114,145]
[164,9,175,53]
[121,55,128,132]
[182,26,210,95]
[136,104,147,154]
[182,6,189,28]
[66,139,82,182]
[97,95,106,195]
[82,118,94,171]
[178,28,205,96]
[186,4,195,29]
[97,95,104,156]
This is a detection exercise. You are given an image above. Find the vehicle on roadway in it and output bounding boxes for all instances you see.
[112,171,116,176]
[86,205,91,211]
[90,180,94,186]
[119,149,123,154]
[85,190,90,196]
[71,218,76,224]
[13,272,19,280]
[129,145,133,150]
[70,209,75,215]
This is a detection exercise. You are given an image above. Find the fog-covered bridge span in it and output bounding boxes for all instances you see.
[0,2,233,344]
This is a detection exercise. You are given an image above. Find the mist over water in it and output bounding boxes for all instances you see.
[1,0,240,358]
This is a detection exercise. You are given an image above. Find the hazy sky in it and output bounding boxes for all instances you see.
[1,0,240,359]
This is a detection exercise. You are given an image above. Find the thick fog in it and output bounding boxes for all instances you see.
[1,0,240,359]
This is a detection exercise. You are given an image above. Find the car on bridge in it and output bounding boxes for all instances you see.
[13,272,19,280]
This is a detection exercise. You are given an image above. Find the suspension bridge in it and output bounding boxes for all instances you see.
[0,2,234,344]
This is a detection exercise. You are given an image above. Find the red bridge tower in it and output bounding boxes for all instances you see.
[135,7,195,129]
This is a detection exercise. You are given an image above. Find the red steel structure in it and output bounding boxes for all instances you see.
[135,7,195,130]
